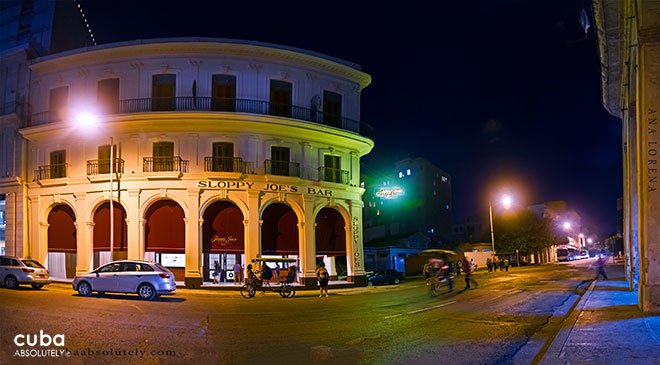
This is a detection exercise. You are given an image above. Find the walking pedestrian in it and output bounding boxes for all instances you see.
[316,262,330,297]
[487,258,493,272]
[498,258,504,271]
[444,261,454,291]
[233,261,242,284]
[503,258,510,272]
[455,260,462,276]
[463,258,478,289]
[595,256,608,280]
[213,260,221,284]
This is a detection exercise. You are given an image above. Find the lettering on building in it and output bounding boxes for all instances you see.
[352,216,362,269]
[649,108,657,193]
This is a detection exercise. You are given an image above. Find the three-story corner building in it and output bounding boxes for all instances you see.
[10,38,374,288]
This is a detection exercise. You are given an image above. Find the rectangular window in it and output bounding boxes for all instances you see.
[323,155,342,183]
[49,86,69,122]
[98,144,118,174]
[97,78,120,114]
[323,90,342,127]
[269,80,292,118]
[211,75,236,112]
[152,74,176,111]
[270,146,290,176]
[50,150,66,178]
[153,142,174,172]
[212,142,234,172]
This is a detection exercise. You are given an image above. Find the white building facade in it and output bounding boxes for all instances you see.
[3,38,374,288]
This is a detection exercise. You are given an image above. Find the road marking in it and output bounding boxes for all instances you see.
[383,300,456,319]
[407,300,456,314]
[130,304,144,313]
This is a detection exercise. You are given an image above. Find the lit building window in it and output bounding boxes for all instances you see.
[376,209,380,216]
[406,169,411,176]
[399,172,403,178]
[360,181,365,188]
[441,176,448,183]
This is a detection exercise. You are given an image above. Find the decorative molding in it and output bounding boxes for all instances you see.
[279,71,289,80]
[249,63,261,71]
[159,188,167,198]
[129,62,143,70]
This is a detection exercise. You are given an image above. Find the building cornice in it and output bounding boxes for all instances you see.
[29,38,372,90]
[593,0,623,118]
[19,112,375,156]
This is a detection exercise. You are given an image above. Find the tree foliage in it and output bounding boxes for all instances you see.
[493,211,562,255]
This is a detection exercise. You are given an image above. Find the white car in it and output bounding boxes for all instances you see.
[0,256,51,289]
[72,260,176,300]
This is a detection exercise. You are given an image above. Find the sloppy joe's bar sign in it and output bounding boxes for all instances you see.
[197,180,333,196]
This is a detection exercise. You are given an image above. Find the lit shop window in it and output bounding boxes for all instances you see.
[399,172,403,178]
[407,169,411,176]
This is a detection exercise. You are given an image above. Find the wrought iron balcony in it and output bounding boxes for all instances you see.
[264,160,300,177]
[203,156,249,173]
[317,166,350,184]
[35,163,69,180]
[86,158,125,175]
[30,97,374,139]
[143,156,189,173]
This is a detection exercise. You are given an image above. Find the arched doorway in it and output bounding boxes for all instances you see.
[315,207,347,280]
[261,203,299,282]
[93,202,128,268]
[202,201,244,283]
[47,204,76,279]
[144,200,185,280]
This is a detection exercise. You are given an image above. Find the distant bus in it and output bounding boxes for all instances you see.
[557,247,578,262]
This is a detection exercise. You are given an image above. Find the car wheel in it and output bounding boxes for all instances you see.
[31,284,44,289]
[367,281,374,286]
[394,278,400,284]
[138,283,156,300]
[4,275,18,289]
[77,281,92,297]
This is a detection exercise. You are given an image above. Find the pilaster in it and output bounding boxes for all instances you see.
[184,188,202,288]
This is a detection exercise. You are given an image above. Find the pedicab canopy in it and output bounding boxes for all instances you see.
[253,257,297,263]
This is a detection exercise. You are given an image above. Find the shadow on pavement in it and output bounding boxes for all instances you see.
[72,293,186,302]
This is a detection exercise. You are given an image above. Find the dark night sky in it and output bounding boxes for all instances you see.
[78,0,622,236]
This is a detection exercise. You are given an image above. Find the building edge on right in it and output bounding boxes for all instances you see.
[593,0,660,313]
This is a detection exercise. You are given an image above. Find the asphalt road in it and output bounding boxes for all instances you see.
[0,259,600,365]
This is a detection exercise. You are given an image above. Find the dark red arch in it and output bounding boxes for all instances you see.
[93,202,128,252]
[48,204,76,253]
[145,200,185,253]
[315,208,346,256]
[261,203,298,255]
[202,201,244,253]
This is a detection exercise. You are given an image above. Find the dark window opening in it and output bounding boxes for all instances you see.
[211,74,236,112]
[152,74,176,111]
[323,91,342,128]
[269,80,292,118]
[97,78,120,114]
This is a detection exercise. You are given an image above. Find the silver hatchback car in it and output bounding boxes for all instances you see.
[72,260,176,300]
[0,256,51,289]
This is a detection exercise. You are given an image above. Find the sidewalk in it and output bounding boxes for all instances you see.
[540,263,660,364]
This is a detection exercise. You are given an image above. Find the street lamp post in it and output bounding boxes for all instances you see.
[489,194,513,256]
[109,136,114,259]
[489,200,496,255]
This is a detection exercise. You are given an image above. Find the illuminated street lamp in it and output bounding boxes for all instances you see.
[489,194,513,255]
[587,238,593,244]
[563,221,572,231]
[75,112,115,258]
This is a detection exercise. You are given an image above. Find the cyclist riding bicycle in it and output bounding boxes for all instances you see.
[246,264,262,288]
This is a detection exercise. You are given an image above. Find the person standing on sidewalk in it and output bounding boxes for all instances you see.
[595,256,608,280]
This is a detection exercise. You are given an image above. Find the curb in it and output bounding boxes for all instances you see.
[511,280,595,365]
[536,279,597,364]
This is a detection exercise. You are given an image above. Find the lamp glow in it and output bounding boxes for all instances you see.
[501,195,512,210]
[75,112,98,129]
[563,222,571,230]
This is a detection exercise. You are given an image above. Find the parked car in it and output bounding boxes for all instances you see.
[72,260,176,300]
[367,269,405,286]
[0,256,51,289]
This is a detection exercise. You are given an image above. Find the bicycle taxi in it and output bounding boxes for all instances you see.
[421,249,457,296]
[240,257,297,299]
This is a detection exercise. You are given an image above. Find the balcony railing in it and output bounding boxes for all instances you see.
[35,163,69,180]
[30,97,374,139]
[264,160,300,177]
[317,166,350,184]
[143,156,189,173]
[87,158,125,175]
[203,157,246,173]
